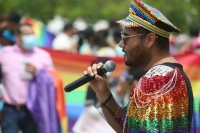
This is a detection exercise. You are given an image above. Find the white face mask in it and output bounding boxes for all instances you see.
[22,34,37,51]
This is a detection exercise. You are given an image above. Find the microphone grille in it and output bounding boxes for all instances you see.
[104,60,116,72]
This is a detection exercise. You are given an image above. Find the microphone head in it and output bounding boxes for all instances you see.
[103,60,116,72]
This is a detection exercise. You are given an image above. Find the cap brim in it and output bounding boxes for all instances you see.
[116,18,140,27]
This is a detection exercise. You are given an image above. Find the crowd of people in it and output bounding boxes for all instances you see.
[51,19,200,56]
[1,12,200,57]
[51,20,124,57]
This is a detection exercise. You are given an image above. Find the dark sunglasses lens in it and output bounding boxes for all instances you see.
[123,38,127,45]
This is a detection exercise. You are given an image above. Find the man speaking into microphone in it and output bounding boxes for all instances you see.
[64,59,116,92]
[80,0,196,133]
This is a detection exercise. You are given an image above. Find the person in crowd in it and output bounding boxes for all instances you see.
[83,0,196,132]
[107,20,122,49]
[0,12,21,46]
[192,36,200,53]
[52,22,78,53]
[0,14,8,50]
[115,65,145,107]
[0,14,8,37]
[79,27,97,55]
[169,34,178,54]
[113,27,124,56]
[94,30,117,57]
[189,27,200,38]
[0,23,54,133]
[176,34,193,54]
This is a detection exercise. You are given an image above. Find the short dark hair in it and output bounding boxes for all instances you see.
[15,23,32,35]
[93,30,109,48]
[63,22,74,32]
[0,14,7,22]
[113,28,122,43]
[8,13,21,24]
[134,27,169,52]
[155,35,169,52]
[189,27,200,37]
[84,27,95,39]
[109,20,120,29]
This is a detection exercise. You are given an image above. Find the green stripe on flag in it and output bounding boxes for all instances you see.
[65,90,87,104]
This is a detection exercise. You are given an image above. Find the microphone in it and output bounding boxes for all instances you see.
[64,60,116,92]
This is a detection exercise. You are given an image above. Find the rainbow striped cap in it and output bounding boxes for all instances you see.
[116,0,180,38]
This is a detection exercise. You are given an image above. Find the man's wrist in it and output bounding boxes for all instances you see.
[96,89,111,105]
[100,93,113,107]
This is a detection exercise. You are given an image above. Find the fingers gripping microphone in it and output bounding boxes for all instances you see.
[64,60,116,92]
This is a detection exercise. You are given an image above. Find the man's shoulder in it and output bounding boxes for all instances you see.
[0,45,15,54]
[144,64,174,78]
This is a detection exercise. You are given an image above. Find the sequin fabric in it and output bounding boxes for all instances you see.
[119,65,190,133]
[116,0,180,38]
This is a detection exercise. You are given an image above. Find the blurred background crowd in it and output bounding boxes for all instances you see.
[0,0,200,55]
[1,12,200,56]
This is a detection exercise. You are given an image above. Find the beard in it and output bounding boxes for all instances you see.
[124,39,151,68]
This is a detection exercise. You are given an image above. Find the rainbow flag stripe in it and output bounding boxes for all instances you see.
[23,17,55,48]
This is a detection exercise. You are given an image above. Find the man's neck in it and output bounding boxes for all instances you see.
[144,52,177,71]
[17,44,31,53]
[18,45,27,52]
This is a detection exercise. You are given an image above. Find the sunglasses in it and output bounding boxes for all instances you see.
[121,32,146,44]
[121,32,146,40]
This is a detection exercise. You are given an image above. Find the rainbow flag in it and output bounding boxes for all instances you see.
[48,70,68,133]
[44,49,124,132]
[23,17,55,48]
[44,48,200,132]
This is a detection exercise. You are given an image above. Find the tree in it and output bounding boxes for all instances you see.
[0,0,199,33]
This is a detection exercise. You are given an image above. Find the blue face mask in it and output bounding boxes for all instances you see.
[22,34,37,51]
[2,30,15,42]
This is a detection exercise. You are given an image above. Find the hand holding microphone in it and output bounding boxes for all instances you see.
[64,60,116,93]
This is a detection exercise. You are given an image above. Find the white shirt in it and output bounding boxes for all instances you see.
[52,33,76,51]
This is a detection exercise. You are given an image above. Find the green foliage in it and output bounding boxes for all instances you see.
[0,0,199,32]
[143,0,200,33]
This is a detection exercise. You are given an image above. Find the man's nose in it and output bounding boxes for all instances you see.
[119,39,124,48]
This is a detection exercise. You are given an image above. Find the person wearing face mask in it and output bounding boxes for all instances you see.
[0,23,54,133]
[0,12,21,47]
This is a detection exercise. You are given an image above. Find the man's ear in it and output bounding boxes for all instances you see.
[146,33,157,48]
